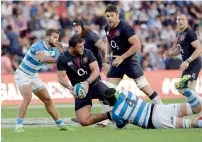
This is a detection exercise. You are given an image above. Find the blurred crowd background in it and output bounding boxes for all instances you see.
[1,1,202,75]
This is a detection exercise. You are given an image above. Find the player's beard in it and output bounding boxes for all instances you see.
[49,40,56,47]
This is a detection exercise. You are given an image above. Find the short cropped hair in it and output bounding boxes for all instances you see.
[105,4,118,13]
[45,29,60,37]
[69,34,83,48]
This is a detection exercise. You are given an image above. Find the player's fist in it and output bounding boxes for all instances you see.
[163,51,171,60]
[81,81,89,94]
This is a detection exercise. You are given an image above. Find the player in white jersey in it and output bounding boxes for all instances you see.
[14,29,74,132]
[104,75,202,129]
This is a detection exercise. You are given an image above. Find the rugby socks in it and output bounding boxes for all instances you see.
[16,118,24,128]
[183,89,201,111]
[149,91,163,105]
[182,119,192,128]
[196,120,202,128]
[55,119,65,127]
[101,103,112,126]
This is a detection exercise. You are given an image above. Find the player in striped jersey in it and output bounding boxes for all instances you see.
[14,29,74,132]
[104,75,202,129]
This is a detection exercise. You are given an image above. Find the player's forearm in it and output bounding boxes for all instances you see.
[121,45,140,60]
[58,76,71,89]
[106,44,112,56]
[170,47,180,56]
[189,48,202,61]
[87,68,100,84]
[39,57,57,63]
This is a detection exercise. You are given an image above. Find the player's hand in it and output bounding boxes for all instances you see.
[112,56,124,67]
[104,55,111,64]
[180,61,189,71]
[81,81,89,94]
[68,85,78,98]
[55,42,63,48]
[163,51,171,60]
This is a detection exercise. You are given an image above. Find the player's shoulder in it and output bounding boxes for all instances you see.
[83,48,93,55]
[119,19,131,28]
[186,27,196,34]
[31,40,44,49]
[58,51,69,60]
[86,30,99,39]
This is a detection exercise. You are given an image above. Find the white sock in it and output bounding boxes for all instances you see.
[100,101,112,126]
[151,96,163,105]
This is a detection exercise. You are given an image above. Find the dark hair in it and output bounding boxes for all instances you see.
[104,88,117,106]
[72,19,91,38]
[105,4,118,13]
[45,28,60,37]
[69,34,83,48]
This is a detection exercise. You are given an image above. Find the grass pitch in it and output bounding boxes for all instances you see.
[1,99,202,142]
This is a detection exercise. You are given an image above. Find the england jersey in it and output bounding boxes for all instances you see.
[112,91,152,128]
[18,40,59,75]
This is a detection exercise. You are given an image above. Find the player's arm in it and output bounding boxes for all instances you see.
[121,35,141,60]
[57,70,71,89]
[87,61,100,84]
[188,39,202,62]
[36,51,57,63]
[95,39,106,57]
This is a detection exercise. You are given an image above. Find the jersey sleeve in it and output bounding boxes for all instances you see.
[56,56,66,71]
[52,48,60,58]
[88,31,100,44]
[123,23,136,39]
[30,43,44,55]
[87,50,97,64]
[187,30,198,43]
[112,111,127,129]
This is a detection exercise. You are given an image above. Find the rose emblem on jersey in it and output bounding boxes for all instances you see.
[115,31,120,37]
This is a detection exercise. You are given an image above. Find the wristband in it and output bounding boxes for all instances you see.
[86,79,91,84]
[187,57,193,63]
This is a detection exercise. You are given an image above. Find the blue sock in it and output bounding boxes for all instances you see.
[184,89,200,109]
[55,119,63,125]
[16,118,23,125]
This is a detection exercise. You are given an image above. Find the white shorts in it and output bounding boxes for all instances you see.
[152,104,180,129]
[14,69,44,92]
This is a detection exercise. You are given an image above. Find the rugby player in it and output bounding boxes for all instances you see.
[56,34,111,126]
[163,14,202,119]
[14,29,73,132]
[104,75,202,129]
[71,19,112,126]
[104,4,163,104]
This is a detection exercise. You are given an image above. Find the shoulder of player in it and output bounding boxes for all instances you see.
[186,27,196,34]
[57,51,69,60]
[86,30,99,39]
[120,19,131,28]
[83,48,92,54]
[30,40,44,49]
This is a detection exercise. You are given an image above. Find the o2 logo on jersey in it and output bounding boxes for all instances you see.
[177,44,184,54]
[110,40,119,50]
[77,68,88,76]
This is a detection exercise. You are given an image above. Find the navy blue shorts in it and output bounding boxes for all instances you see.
[182,60,201,81]
[107,56,144,79]
[75,80,109,111]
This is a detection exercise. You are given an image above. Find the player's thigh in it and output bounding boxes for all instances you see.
[152,104,180,129]
[188,80,196,91]
[75,105,91,124]
[14,70,32,99]
[30,74,45,92]
[107,66,124,85]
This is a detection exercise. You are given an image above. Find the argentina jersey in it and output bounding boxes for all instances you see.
[18,40,59,75]
[112,91,152,128]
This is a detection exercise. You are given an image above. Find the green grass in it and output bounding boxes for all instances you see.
[2,126,202,142]
[1,99,187,118]
[2,99,202,142]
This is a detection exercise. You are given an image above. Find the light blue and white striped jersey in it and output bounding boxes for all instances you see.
[18,40,59,75]
[112,91,152,128]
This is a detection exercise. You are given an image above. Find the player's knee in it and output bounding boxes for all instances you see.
[42,97,53,105]
[22,95,32,104]
[134,76,149,89]
[79,119,91,126]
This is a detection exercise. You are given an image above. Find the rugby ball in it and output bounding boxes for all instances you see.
[74,83,86,99]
